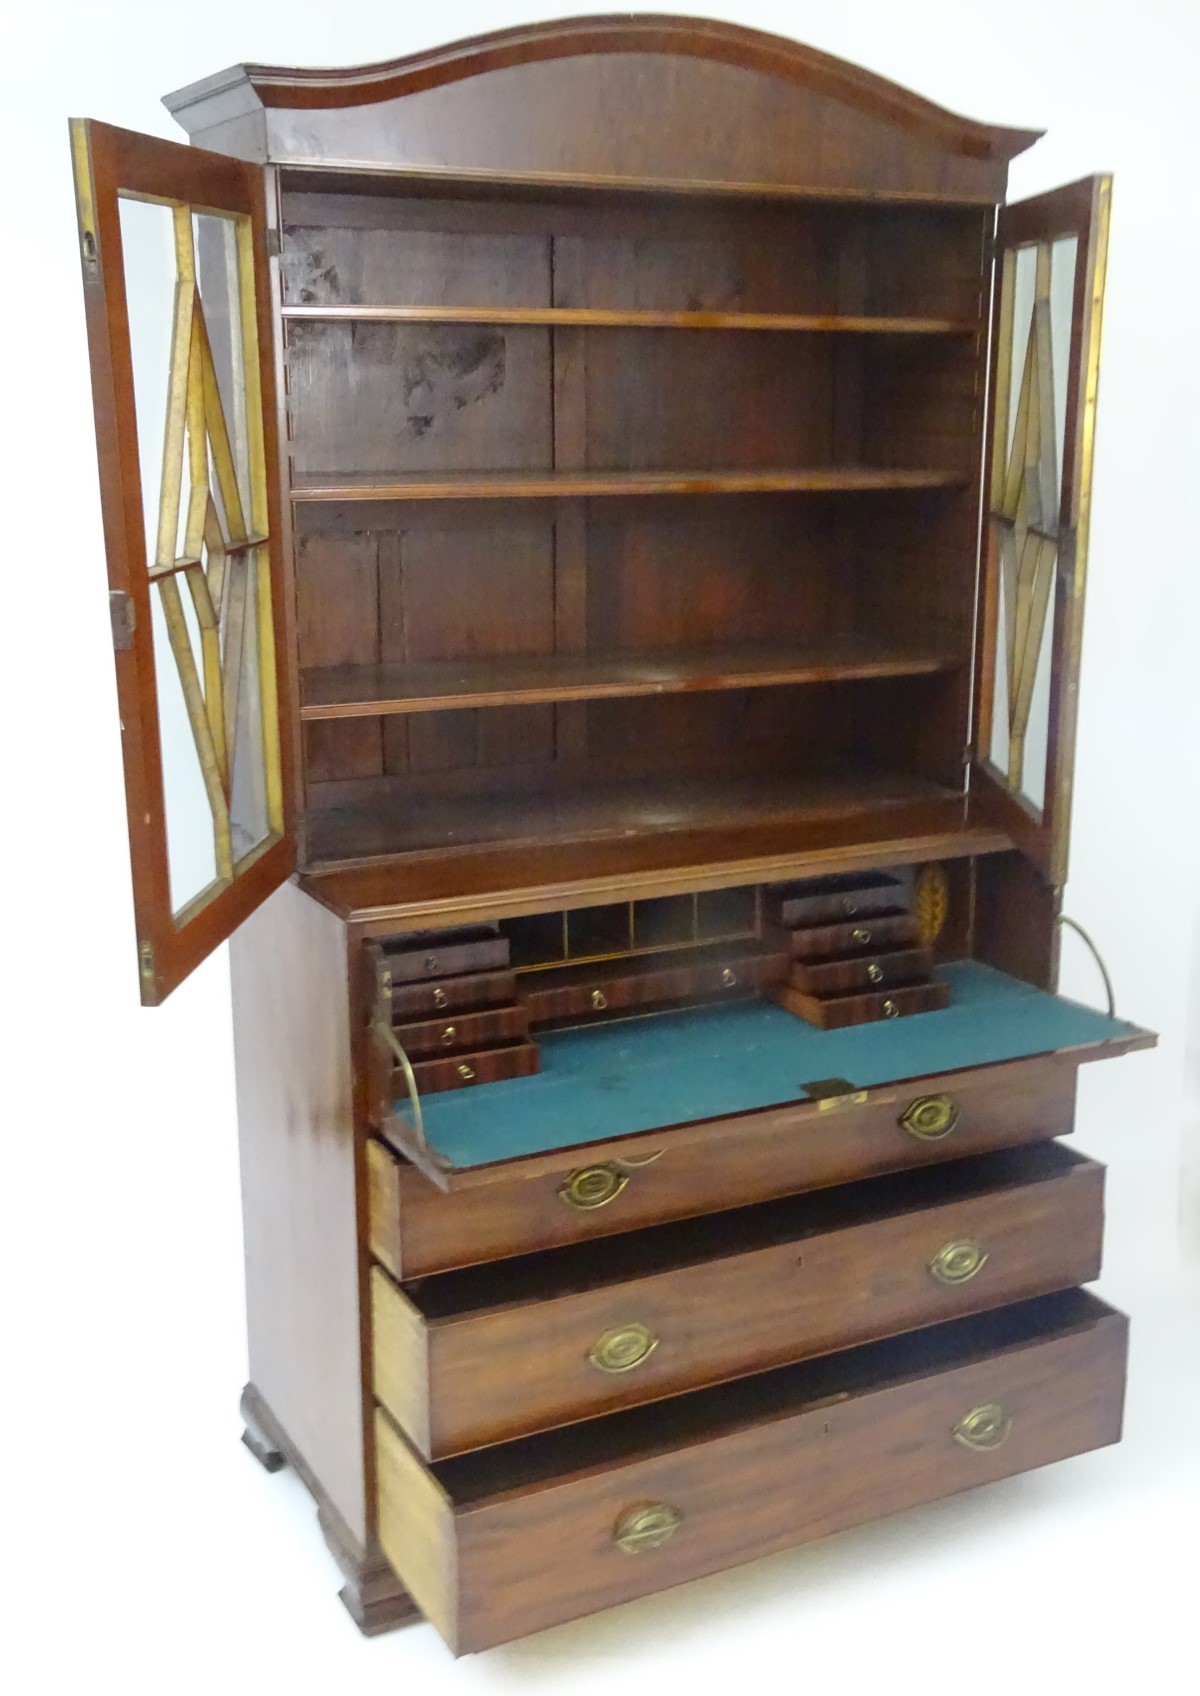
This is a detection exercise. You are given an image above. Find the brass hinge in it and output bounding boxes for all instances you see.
[264,228,281,258]
[109,590,136,651]
[138,940,156,984]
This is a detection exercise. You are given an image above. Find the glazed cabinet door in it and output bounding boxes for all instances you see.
[71,121,294,1004]
[971,176,1112,886]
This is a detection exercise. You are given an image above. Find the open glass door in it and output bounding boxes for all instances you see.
[71,120,295,1004]
[971,175,1112,887]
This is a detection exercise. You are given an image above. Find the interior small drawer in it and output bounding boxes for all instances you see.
[771,873,907,928]
[368,1053,1081,1278]
[375,1289,1128,1654]
[389,969,518,1019]
[774,978,951,1029]
[371,1141,1104,1458]
[409,1039,540,1095]
[780,912,921,960]
[790,946,934,996]
[518,944,786,1024]
[385,929,510,984]
[395,1003,530,1059]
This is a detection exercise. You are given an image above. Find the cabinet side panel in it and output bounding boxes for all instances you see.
[230,877,367,1540]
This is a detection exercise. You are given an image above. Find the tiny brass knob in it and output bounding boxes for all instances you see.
[882,998,899,1019]
[432,987,448,1010]
[929,1239,989,1285]
[559,1163,629,1210]
[841,897,859,916]
[852,927,872,945]
[424,954,439,972]
[721,967,738,988]
[440,1024,457,1047]
[589,1322,659,1374]
[954,1403,1013,1451]
[591,989,608,1010]
[456,1063,476,1081]
[614,1502,683,1554]
[901,1093,959,1140]
[866,962,883,984]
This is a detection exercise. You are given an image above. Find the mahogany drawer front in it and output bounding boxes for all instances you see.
[386,932,510,984]
[368,1055,1081,1278]
[519,946,786,1024]
[771,978,950,1029]
[772,873,906,928]
[395,1003,530,1059]
[371,1142,1104,1458]
[389,969,518,1019]
[376,1289,1128,1654]
[790,946,934,996]
[781,912,921,960]
[408,1039,540,1095]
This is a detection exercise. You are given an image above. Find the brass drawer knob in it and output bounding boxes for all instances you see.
[882,998,899,1018]
[954,1402,1013,1451]
[440,1024,457,1046]
[841,897,859,915]
[559,1163,629,1210]
[456,1062,476,1081]
[432,986,448,1010]
[866,962,883,984]
[929,1239,989,1285]
[721,967,738,988]
[591,989,608,1010]
[424,953,439,972]
[852,926,872,944]
[589,1322,659,1374]
[901,1093,959,1140]
[614,1502,683,1554]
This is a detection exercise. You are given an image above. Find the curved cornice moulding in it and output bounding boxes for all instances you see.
[164,13,1041,162]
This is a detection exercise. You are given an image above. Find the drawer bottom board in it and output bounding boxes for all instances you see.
[376,1288,1127,1654]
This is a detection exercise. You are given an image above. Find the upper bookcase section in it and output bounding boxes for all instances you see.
[163,14,1040,204]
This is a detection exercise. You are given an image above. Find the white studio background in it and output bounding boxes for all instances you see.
[2,3,1197,1693]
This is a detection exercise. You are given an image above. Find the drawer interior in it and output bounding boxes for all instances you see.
[396,1141,1097,1322]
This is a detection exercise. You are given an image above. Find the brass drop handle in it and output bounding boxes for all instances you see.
[954,1403,1013,1451]
[866,962,883,984]
[882,998,899,1019]
[559,1163,630,1210]
[929,1239,989,1285]
[901,1093,959,1140]
[456,1063,476,1081]
[589,1322,659,1373]
[614,1503,683,1554]
[852,926,872,945]
[432,986,448,1010]
[721,967,738,988]
[591,989,608,1010]
[440,1024,457,1047]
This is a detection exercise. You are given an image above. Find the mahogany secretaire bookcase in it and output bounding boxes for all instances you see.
[71,14,1153,1654]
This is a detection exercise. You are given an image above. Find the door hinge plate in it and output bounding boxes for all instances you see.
[110,590,136,651]
[265,228,281,258]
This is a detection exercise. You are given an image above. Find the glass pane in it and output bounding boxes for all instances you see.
[119,193,277,919]
[1049,234,1078,500]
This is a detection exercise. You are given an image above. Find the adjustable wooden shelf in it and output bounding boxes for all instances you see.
[71,14,1151,1654]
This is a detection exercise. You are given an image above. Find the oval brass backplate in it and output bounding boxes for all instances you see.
[929,1239,989,1285]
[953,1402,1012,1451]
[589,1322,659,1373]
[559,1163,630,1210]
[614,1502,683,1554]
[901,1093,959,1140]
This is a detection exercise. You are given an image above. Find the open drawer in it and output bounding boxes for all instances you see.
[372,1142,1104,1458]
[376,1289,1128,1653]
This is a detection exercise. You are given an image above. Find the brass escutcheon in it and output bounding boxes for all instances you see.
[954,1402,1013,1451]
[929,1239,989,1285]
[900,1093,959,1140]
[432,986,448,1009]
[456,1062,476,1081]
[559,1163,630,1210]
[866,962,883,984]
[591,989,608,1010]
[614,1502,683,1554]
[589,1322,659,1374]
[440,1024,457,1046]
[882,998,899,1018]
